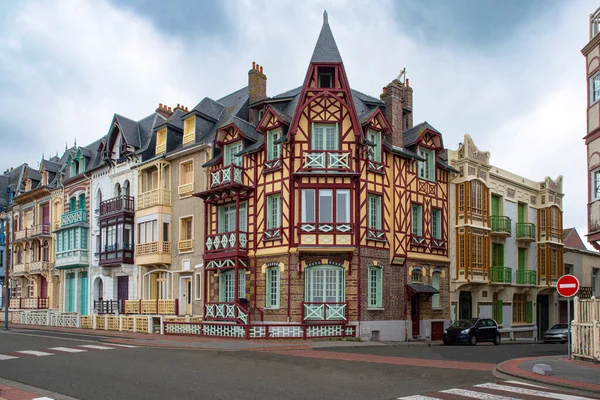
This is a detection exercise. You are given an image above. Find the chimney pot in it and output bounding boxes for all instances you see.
[177,103,180,109]
[260,66,263,73]
[159,103,163,108]
[168,107,172,112]
[252,61,256,70]
[406,79,410,87]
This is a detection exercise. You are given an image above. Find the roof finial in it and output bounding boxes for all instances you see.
[323,10,328,24]
[74,137,77,147]
[65,142,67,151]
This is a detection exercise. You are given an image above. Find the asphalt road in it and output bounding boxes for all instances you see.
[0,330,567,400]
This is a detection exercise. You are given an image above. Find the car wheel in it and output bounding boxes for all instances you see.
[469,335,477,346]
[493,334,501,345]
[443,338,450,346]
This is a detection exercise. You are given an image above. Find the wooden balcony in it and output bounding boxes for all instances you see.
[367,159,384,173]
[204,302,250,324]
[29,260,51,273]
[61,210,88,227]
[124,299,177,315]
[13,263,29,275]
[263,227,282,241]
[210,165,244,188]
[156,143,166,154]
[10,297,49,309]
[14,229,27,241]
[137,188,171,210]
[490,266,512,284]
[301,150,351,172]
[135,241,171,255]
[178,183,194,197]
[55,249,89,268]
[516,223,536,241]
[516,270,537,285]
[30,224,51,237]
[410,234,428,248]
[302,302,347,322]
[490,216,511,237]
[98,243,134,266]
[99,195,135,217]
[205,231,247,258]
[183,132,195,147]
[178,239,193,252]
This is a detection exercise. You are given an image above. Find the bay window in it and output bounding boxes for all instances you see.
[311,123,338,150]
[301,189,350,227]
[224,141,243,166]
[305,265,344,303]
[219,270,246,302]
[218,202,247,233]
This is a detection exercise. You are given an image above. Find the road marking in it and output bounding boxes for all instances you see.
[0,354,18,360]
[442,388,517,399]
[15,350,54,356]
[503,380,546,388]
[106,343,137,348]
[396,396,441,400]
[475,383,596,400]
[78,345,115,350]
[49,347,87,353]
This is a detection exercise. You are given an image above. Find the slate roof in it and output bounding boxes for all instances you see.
[42,159,62,174]
[191,98,225,121]
[407,283,439,295]
[115,114,141,148]
[383,142,424,161]
[402,122,441,148]
[0,175,10,208]
[310,11,343,63]
[563,228,587,250]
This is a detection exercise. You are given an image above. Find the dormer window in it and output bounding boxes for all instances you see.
[311,123,338,150]
[367,129,382,162]
[183,117,195,146]
[317,67,334,88]
[156,128,167,154]
[224,141,243,167]
[417,146,435,182]
[267,129,282,161]
[71,159,79,177]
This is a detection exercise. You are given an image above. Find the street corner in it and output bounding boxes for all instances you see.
[0,383,59,400]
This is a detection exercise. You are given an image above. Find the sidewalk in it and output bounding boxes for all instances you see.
[0,377,76,400]
[496,355,600,395]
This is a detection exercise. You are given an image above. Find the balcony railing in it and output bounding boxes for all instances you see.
[98,243,134,265]
[183,132,195,147]
[490,216,511,236]
[14,229,27,240]
[540,227,562,242]
[13,263,28,275]
[29,260,50,273]
[410,234,427,247]
[55,249,89,266]
[210,165,244,188]
[100,195,135,216]
[156,143,166,154]
[178,182,194,197]
[137,188,171,210]
[205,231,248,253]
[135,241,171,256]
[591,6,600,39]
[299,223,352,234]
[204,302,250,324]
[490,266,512,284]
[123,299,177,315]
[302,150,351,172]
[178,239,193,252]
[94,300,122,314]
[516,222,536,240]
[61,210,88,227]
[516,270,537,285]
[367,228,386,241]
[303,302,347,321]
[10,297,49,309]
[263,227,282,241]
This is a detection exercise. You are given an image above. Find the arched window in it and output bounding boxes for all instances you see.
[114,183,122,198]
[431,271,441,308]
[411,268,422,283]
[368,265,382,308]
[123,180,130,197]
[266,266,280,308]
[96,188,103,211]
[304,265,344,303]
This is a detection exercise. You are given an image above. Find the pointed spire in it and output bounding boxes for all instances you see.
[310,10,342,63]
[74,137,77,147]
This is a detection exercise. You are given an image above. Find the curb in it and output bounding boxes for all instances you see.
[495,357,600,396]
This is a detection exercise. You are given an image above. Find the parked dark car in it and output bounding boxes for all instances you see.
[543,323,570,343]
[443,318,501,345]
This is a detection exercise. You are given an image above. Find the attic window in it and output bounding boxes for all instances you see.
[318,67,334,88]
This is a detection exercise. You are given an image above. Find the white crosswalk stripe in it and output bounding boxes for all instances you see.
[78,344,116,350]
[0,354,18,360]
[15,350,54,356]
[49,347,87,353]
[397,381,600,400]
[106,343,137,348]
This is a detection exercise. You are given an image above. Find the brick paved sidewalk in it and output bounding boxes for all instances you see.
[0,378,76,400]
[496,355,600,394]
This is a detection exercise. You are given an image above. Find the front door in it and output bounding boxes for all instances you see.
[459,291,472,320]
[42,204,49,225]
[537,294,549,339]
[80,272,88,316]
[180,277,192,315]
[67,273,75,312]
[117,276,129,302]
[411,295,420,337]
[40,276,48,299]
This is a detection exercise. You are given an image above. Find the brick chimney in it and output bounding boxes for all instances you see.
[248,62,267,124]
[381,78,413,147]
[156,103,174,119]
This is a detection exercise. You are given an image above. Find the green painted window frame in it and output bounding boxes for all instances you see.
[368,194,382,230]
[367,129,382,162]
[311,123,339,151]
[491,194,500,217]
[223,141,243,166]
[78,194,85,210]
[411,203,423,236]
[267,129,282,161]
[218,202,247,233]
[518,202,527,223]
[518,248,526,270]
[492,243,504,266]
[432,208,442,239]
[304,265,345,303]
[368,266,382,308]
[417,147,435,181]
[431,271,441,308]
[266,267,280,308]
[218,270,246,302]
[525,301,533,323]
[266,194,281,230]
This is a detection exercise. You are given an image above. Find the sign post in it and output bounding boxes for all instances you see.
[556,274,580,360]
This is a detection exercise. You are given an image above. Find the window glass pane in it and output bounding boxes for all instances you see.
[336,190,350,223]
[238,270,246,299]
[319,190,333,223]
[302,190,315,223]
[412,204,422,236]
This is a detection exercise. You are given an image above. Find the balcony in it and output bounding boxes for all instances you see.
[183,132,195,147]
[98,243,134,266]
[516,222,536,241]
[124,299,177,315]
[301,150,351,172]
[29,260,50,273]
[178,183,194,198]
[14,229,27,241]
[137,188,171,210]
[516,270,537,285]
[490,266,512,284]
[135,241,171,256]
[490,216,511,236]
[99,195,135,217]
[205,231,248,256]
[204,302,249,324]
[210,165,244,188]
[10,297,49,309]
[178,239,193,252]
[367,228,386,241]
[31,224,51,237]
[61,210,88,227]
[540,227,562,243]
[156,143,166,154]
[410,234,428,248]
[302,302,347,322]
[55,249,89,268]
[13,263,29,275]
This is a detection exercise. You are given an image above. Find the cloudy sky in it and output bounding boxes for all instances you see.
[0,0,596,239]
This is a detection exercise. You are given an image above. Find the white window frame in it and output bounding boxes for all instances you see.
[304,265,345,303]
[218,202,247,233]
[431,271,441,308]
[368,194,382,230]
[592,169,600,201]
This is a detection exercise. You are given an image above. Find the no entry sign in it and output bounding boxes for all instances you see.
[556,274,580,298]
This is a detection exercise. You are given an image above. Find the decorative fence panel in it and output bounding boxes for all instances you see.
[572,296,600,363]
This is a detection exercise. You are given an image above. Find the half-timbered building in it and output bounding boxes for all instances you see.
[193,12,455,340]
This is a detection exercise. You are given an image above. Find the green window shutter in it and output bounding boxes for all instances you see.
[525,301,533,323]
[218,207,224,233]
[238,270,246,299]
[376,197,382,230]
[275,196,281,228]
[223,144,231,165]
[497,300,503,324]
[431,272,440,308]
[498,244,504,266]
[79,194,86,210]
[69,198,76,212]
[518,203,526,223]
[491,195,500,217]
[518,248,525,270]
[412,205,422,236]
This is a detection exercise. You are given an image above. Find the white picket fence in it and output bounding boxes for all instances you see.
[572,296,600,363]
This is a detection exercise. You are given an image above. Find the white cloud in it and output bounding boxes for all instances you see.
[0,0,595,240]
